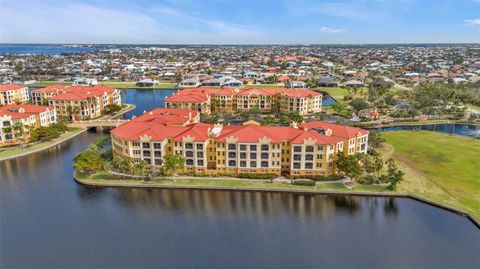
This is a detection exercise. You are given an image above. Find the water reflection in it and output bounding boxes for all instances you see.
[92,188,371,223]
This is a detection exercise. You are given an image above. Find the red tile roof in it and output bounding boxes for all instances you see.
[164,93,208,103]
[47,85,117,101]
[0,104,54,119]
[112,116,348,145]
[132,108,198,126]
[31,85,66,93]
[282,89,321,98]
[0,84,26,92]
[299,121,369,139]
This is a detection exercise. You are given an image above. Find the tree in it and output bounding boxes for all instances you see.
[163,155,186,176]
[132,160,148,177]
[331,102,346,114]
[112,156,133,175]
[12,122,26,147]
[386,158,404,190]
[104,104,122,115]
[351,98,369,112]
[335,152,363,180]
[73,144,105,175]
[368,131,385,152]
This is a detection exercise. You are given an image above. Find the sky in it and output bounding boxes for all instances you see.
[0,0,479,44]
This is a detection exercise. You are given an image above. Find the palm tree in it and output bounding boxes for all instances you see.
[13,122,25,147]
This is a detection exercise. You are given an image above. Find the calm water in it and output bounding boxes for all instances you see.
[1,89,479,269]
[0,44,98,55]
[377,123,480,137]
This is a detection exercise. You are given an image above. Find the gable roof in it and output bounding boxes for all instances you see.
[0,84,26,92]
[299,121,369,139]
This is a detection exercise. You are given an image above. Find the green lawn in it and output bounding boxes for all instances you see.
[77,169,389,192]
[29,81,73,87]
[0,128,85,160]
[382,131,480,218]
[319,87,349,100]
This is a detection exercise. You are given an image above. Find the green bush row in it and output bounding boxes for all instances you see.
[292,179,316,186]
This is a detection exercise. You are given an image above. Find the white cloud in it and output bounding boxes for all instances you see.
[320,27,346,33]
[0,0,264,44]
[465,19,480,26]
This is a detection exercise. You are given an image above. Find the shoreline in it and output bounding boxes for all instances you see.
[0,128,87,162]
[73,173,479,228]
[359,120,479,128]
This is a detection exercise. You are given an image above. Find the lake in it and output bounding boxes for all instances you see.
[0,44,98,55]
[376,123,480,137]
[1,89,479,269]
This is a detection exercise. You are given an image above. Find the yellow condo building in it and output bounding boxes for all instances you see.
[111,108,368,178]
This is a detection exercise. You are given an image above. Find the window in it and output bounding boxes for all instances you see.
[305,154,314,161]
[294,146,302,152]
[145,158,151,165]
[228,144,236,150]
[250,161,257,168]
[293,163,301,169]
[197,151,203,158]
[142,142,150,149]
[185,143,193,149]
[197,160,204,166]
[133,141,140,147]
[186,159,194,166]
[293,154,301,161]
[305,163,313,169]
[250,153,257,159]
[306,146,314,152]
[155,159,162,166]
[317,145,323,151]
[228,152,236,158]
[261,161,268,168]
[153,143,161,149]
[240,144,247,151]
[240,161,247,167]
[228,160,236,167]
[261,145,269,151]
[154,151,161,157]
[143,150,151,157]
[240,152,247,159]
[185,151,193,157]
[196,144,203,150]
[261,153,268,159]
[250,145,257,151]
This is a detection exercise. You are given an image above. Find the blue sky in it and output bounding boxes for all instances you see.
[0,0,479,44]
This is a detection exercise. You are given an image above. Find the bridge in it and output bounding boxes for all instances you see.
[68,119,129,129]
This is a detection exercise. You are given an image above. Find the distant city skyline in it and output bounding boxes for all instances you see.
[0,0,479,44]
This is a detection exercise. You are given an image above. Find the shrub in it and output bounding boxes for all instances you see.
[309,174,343,181]
[292,179,316,186]
[237,173,274,179]
[358,174,375,185]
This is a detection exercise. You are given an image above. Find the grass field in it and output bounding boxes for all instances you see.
[382,131,480,218]
[319,87,349,100]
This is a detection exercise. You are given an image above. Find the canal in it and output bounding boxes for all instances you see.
[1,89,479,269]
